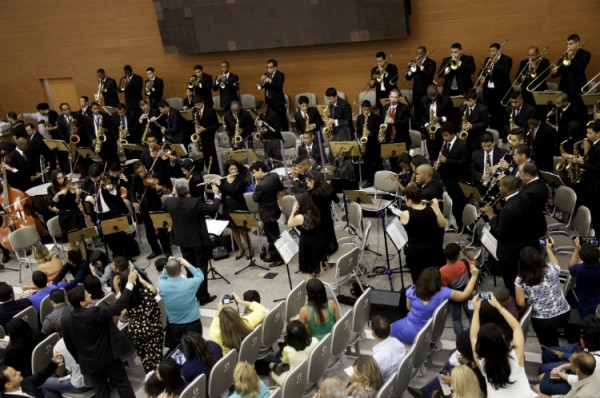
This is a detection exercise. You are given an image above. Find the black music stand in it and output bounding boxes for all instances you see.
[273,229,298,301]
[44,139,73,175]
[459,182,482,205]
[206,219,231,284]
[381,143,407,159]
[230,212,268,274]
[367,201,403,290]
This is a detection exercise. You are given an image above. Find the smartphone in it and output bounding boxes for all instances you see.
[222,295,233,305]
[479,292,491,300]
[539,237,546,247]
[580,236,600,247]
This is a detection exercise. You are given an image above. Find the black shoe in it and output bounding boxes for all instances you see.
[146,252,160,260]
[235,249,246,260]
[199,295,217,305]
[269,260,284,268]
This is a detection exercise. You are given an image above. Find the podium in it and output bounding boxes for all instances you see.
[532,91,561,106]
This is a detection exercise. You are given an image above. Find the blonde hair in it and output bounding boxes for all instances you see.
[233,362,260,398]
[32,243,53,263]
[353,355,383,391]
[219,306,252,351]
[450,365,483,398]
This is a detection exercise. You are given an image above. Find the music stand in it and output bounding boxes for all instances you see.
[121,143,144,152]
[76,148,101,162]
[450,95,465,107]
[169,144,188,158]
[230,212,268,274]
[180,110,193,121]
[227,149,259,164]
[67,227,98,245]
[343,190,374,206]
[274,229,298,297]
[205,219,231,285]
[330,141,361,157]
[100,216,130,235]
[149,212,172,230]
[44,139,73,174]
[459,182,482,204]
[381,143,407,158]
[581,93,600,106]
[540,170,564,189]
[532,91,561,105]
[368,204,404,290]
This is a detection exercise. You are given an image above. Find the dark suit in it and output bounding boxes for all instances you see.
[29,130,54,172]
[62,288,135,398]
[121,73,143,111]
[554,49,591,116]
[194,106,220,174]
[259,108,283,161]
[420,179,444,202]
[253,172,283,258]
[459,103,490,152]
[516,58,550,105]
[56,114,76,142]
[297,142,323,165]
[470,147,508,185]
[381,103,411,146]
[438,54,476,96]
[520,177,548,238]
[156,108,184,144]
[293,107,323,136]
[213,72,239,111]
[578,139,600,234]
[2,361,58,398]
[7,149,35,191]
[405,58,436,124]
[163,196,221,301]
[100,77,119,107]
[438,138,471,226]
[357,112,382,185]
[146,77,164,109]
[328,98,355,140]
[0,298,32,330]
[262,70,288,130]
[503,103,536,137]
[556,104,584,151]
[529,122,556,172]
[482,54,512,134]
[75,107,93,147]
[193,73,214,107]
[87,112,118,165]
[370,63,399,111]
[224,109,254,147]
[110,112,136,143]
[421,94,455,160]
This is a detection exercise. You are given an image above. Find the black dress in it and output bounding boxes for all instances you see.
[310,190,338,257]
[403,207,444,283]
[298,224,324,275]
[221,173,249,222]
[47,186,87,240]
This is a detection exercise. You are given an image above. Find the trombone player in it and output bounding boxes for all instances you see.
[516,47,550,106]
[368,51,398,113]
[405,46,436,126]
[437,43,476,96]
[480,42,512,137]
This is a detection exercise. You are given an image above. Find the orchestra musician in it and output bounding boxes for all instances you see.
[213,61,240,112]
[112,103,136,152]
[503,90,536,140]
[88,101,118,165]
[458,88,490,152]
[413,163,444,202]
[139,131,172,187]
[145,67,164,109]
[3,137,44,191]
[297,131,323,165]
[254,100,283,161]
[182,88,195,111]
[138,99,161,141]
[107,162,131,195]
[405,46,436,125]
[369,51,399,113]
[421,84,455,161]
[480,42,513,136]
[259,59,288,131]
[290,157,312,194]
[180,158,204,199]
[381,89,411,148]
[517,46,550,106]
[192,96,220,174]
[293,96,323,136]
[20,102,56,139]
[224,101,254,148]
[470,132,507,192]
[526,112,555,172]
[75,96,93,147]
[356,100,382,188]
[324,87,354,140]
[119,65,143,119]
[552,92,584,152]
[25,123,54,174]
[96,68,119,107]
[437,42,476,96]
[518,162,548,239]
[191,65,214,108]
[155,100,184,144]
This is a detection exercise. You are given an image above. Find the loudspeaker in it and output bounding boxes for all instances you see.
[369,289,408,323]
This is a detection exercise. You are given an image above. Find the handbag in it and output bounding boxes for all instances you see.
[212,245,229,260]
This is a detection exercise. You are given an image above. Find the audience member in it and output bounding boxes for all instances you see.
[41,289,69,336]
[562,351,600,398]
[370,315,406,381]
[345,355,383,398]
[3,318,43,377]
[88,250,112,290]
[41,337,92,398]
[0,356,61,398]
[21,271,60,312]
[391,266,479,344]
[450,365,484,398]
[270,320,319,386]
[83,275,105,306]
[313,377,345,398]
[30,243,62,284]
[180,331,223,383]
[52,250,90,291]
[0,282,32,330]
[231,361,269,398]
[491,285,520,319]
[144,361,186,398]
[298,278,340,340]
[568,238,600,321]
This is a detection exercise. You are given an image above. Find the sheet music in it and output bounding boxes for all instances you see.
[206,220,229,236]
[275,229,299,265]
[386,217,408,250]
[388,204,402,217]
[481,225,498,260]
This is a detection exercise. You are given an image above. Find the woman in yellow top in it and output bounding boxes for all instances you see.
[208,292,267,354]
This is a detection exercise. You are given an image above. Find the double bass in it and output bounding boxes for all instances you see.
[0,156,44,250]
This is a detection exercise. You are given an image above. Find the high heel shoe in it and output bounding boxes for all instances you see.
[246,248,255,260]
[235,249,246,260]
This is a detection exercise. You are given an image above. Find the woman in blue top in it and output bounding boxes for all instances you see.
[180,331,223,384]
[392,266,479,344]
[299,278,340,340]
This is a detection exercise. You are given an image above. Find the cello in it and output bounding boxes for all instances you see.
[0,155,44,250]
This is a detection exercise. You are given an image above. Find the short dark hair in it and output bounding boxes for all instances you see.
[403,183,423,203]
[157,100,169,109]
[221,60,230,67]
[510,90,523,100]
[579,243,600,266]
[250,161,268,172]
[463,88,477,101]
[515,144,531,158]
[567,34,581,42]
[582,316,600,351]
[572,350,596,376]
[36,103,50,111]
[509,128,527,142]
[298,95,309,105]
[417,45,427,53]
[243,290,261,303]
[255,100,266,110]
[371,315,391,339]
[193,96,204,104]
[451,42,462,50]
[194,64,203,71]
[361,100,371,108]
[521,162,538,177]
[81,96,89,103]
[146,67,155,72]
[124,65,132,73]
[97,68,105,74]
[116,103,126,111]
[267,58,278,67]
[590,120,600,133]
[325,87,337,97]
[67,250,82,265]
[480,132,494,143]
[500,175,519,192]
[68,285,86,308]
[88,162,102,178]
[32,270,47,288]
[155,257,168,273]
[375,51,386,59]
[286,320,312,351]
[490,42,501,50]
[49,289,66,304]
[84,275,104,300]
[0,282,13,302]
[112,256,129,273]
[440,122,457,135]
[444,243,461,261]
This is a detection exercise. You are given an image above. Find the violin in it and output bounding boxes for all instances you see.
[142,172,170,194]
[150,145,174,161]
[99,177,128,199]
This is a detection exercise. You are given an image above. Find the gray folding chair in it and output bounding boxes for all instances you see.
[14,305,38,331]
[46,216,66,260]
[335,202,362,244]
[407,318,433,378]
[329,221,372,269]
[95,292,116,307]
[208,348,237,398]
[328,310,352,368]
[181,373,206,398]
[304,333,332,393]
[257,302,285,360]
[31,332,59,374]
[549,205,591,251]
[442,192,453,228]
[375,371,397,398]
[268,387,282,398]
[39,294,54,325]
[319,247,361,294]
[281,359,308,398]
[520,306,533,339]
[427,300,450,367]
[443,204,478,247]
[8,226,41,282]
[240,94,257,110]
[545,186,577,230]
[60,374,94,398]
[238,324,263,365]
[295,92,317,110]
[285,281,306,323]
[394,344,416,396]
[347,288,372,355]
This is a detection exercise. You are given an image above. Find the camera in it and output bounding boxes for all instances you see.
[479,292,491,300]
[222,294,234,305]
[539,237,546,247]
[580,236,600,247]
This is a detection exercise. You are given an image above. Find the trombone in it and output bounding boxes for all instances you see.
[500,47,549,106]
[527,40,589,92]
[581,71,600,95]
[474,39,508,92]
[389,49,436,85]
[187,76,198,90]
[371,54,394,83]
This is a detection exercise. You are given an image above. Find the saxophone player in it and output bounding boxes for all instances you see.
[571,120,600,234]
[293,95,323,136]
[502,90,536,141]
[145,67,164,109]
[254,101,283,161]
[223,101,254,148]
[192,96,220,174]
[88,102,118,164]
[111,104,135,159]
[95,68,119,107]
[458,88,490,152]
[470,132,507,192]
[420,84,454,161]
[356,100,381,188]
[380,89,411,165]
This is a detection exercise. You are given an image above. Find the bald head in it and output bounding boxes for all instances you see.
[572,350,596,378]
[16,137,29,151]
[415,164,434,185]
[165,258,182,277]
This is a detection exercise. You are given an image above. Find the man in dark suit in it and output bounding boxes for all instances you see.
[137,99,161,144]
[163,178,220,305]
[156,100,184,144]
[573,120,600,235]
[518,162,548,239]
[483,175,536,297]
[381,89,411,146]
[297,131,323,165]
[552,92,584,152]
[293,95,323,136]
[255,100,283,161]
[405,46,436,126]
[551,34,591,119]
[526,113,556,172]
[145,67,164,109]
[437,122,471,226]
[369,51,399,113]
[0,282,32,330]
[324,87,354,140]
[414,163,444,201]
[62,272,138,398]
[356,100,382,187]
[191,65,214,108]
[251,161,284,267]
[56,102,77,142]
[259,59,288,130]
[193,96,220,174]
[88,102,118,165]
[480,43,512,134]
[1,360,59,398]
[111,104,137,160]
[503,90,536,140]
[25,123,54,172]
[96,68,119,107]
[224,101,254,148]
[458,88,490,152]
[75,96,93,147]
[421,84,455,161]
[119,65,143,119]
[437,42,476,96]
[213,60,239,111]
[516,46,550,106]
[6,137,42,191]
[470,131,508,191]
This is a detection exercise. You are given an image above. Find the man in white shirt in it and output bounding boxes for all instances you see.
[371,315,406,381]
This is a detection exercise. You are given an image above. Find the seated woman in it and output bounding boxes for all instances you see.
[391,266,479,344]
[298,278,340,341]
[345,355,383,398]
[180,331,223,383]
[450,365,484,398]
[231,361,269,398]
[144,361,186,398]
[28,243,63,286]
[88,250,112,291]
[3,318,43,377]
[568,237,600,321]
[388,152,414,192]
[83,275,105,307]
[270,320,319,387]
[208,292,266,354]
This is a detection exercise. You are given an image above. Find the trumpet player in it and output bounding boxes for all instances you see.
[145,67,164,109]
[369,51,399,113]
[502,90,536,141]
[420,84,454,160]
[255,100,283,160]
[324,87,355,140]
[258,59,288,130]
[480,43,513,136]
[212,61,239,112]
[119,65,143,115]
[405,46,436,124]
[356,100,382,188]
[192,96,220,174]
[88,101,118,164]
[572,120,600,234]
[517,47,550,105]
[458,88,490,152]
[95,68,119,107]
[224,101,253,147]
[437,42,476,96]
[191,65,214,107]
[293,95,323,136]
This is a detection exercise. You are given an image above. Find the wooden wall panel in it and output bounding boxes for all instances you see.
[1,0,599,117]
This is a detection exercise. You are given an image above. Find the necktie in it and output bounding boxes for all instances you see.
[22,151,28,162]
[303,111,307,121]
[307,146,312,159]
[485,152,491,168]
[389,106,397,140]
[443,141,450,154]
[198,109,203,120]
[121,117,125,129]
[468,107,473,118]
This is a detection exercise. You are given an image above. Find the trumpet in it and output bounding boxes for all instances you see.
[94,79,104,102]
[546,107,557,127]
[500,47,549,106]
[372,54,393,83]
[187,76,198,90]
[322,106,332,139]
[359,115,369,155]
[256,73,269,89]
[378,107,390,143]
[95,116,106,154]
[191,109,203,152]
[427,107,438,140]
[233,119,242,148]
[459,107,469,140]
[118,75,130,92]
[581,71,600,95]
[216,74,228,89]
[145,79,154,96]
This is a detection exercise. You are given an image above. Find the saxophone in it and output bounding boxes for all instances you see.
[305,114,311,132]
[94,79,104,102]
[427,107,438,140]
[322,107,332,139]
[141,114,151,145]
[68,116,79,159]
[509,109,515,131]
[458,107,469,140]
[95,116,105,154]
[117,124,128,159]
[359,115,369,155]
[555,139,569,175]
[233,117,242,148]
[378,107,390,143]
[191,109,203,152]
[145,79,153,96]
[570,140,585,184]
